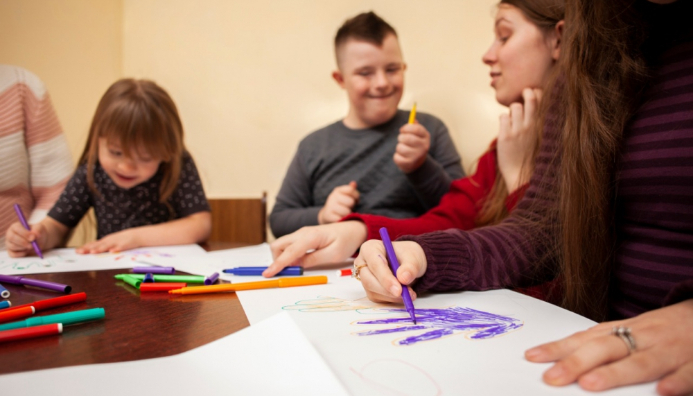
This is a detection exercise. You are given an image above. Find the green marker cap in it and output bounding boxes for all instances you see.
[121,275,142,289]
[0,307,105,331]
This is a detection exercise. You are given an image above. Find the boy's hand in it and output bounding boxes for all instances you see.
[394,122,431,174]
[318,181,360,225]
[355,240,427,303]
[497,88,542,193]
[5,222,47,258]
[77,229,142,254]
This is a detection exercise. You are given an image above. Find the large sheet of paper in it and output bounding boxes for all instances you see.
[0,311,348,396]
[0,244,207,275]
[235,267,657,395]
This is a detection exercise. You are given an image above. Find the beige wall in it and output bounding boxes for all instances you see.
[1,0,505,241]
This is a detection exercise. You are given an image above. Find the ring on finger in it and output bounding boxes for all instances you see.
[611,326,637,354]
[353,263,367,281]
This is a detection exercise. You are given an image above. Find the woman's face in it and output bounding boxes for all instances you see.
[482,4,560,106]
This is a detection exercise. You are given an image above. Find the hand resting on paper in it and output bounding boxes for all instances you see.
[525,300,693,395]
[264,221,368,277]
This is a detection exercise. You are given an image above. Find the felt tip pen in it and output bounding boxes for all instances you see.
[0,301,11,310]
[121,275,141,289]
[408,102,417,124]
[169,275,327,295]
[222,266,303,276]
[0,274,71,294]
[0,323,63,344]
[204,272,219,285]
[0,283,9,298]
[0,307,105,331]
[116,274,205,283]
[139,282,187,292]
[379,227,417,324]
[0,306,35,324]
[143,273,155,283]
[132,266,175,275]
[9,292,87,313]
[336,268,352,277]
[13,204,44,259]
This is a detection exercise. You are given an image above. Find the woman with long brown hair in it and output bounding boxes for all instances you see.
[264,0,565,292]
[355,0,693,394]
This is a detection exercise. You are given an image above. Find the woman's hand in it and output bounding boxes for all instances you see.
[525,299,693,395]
[497,88,542,193]
[265,221,368,277]
[355,239,427,303]
[77,228,142,254]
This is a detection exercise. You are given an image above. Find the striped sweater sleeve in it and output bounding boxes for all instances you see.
[399,108,562,293]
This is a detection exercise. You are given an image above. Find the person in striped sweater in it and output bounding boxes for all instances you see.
[356,0,693,394]
[0,65,73,250]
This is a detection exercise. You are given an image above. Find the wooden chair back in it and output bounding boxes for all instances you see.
[207,193,267,244]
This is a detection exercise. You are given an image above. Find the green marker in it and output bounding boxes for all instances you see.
[115,274,206,284]
[121,275,142,289]
[0,307,105,331]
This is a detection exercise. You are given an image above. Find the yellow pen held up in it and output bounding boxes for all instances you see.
[168,275,327,295]
[408,102,417,124]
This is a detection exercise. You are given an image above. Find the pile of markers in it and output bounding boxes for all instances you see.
[0,292,105,343]
[116,265,328,295]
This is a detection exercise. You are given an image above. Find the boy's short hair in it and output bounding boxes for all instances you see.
[334,12,397,65]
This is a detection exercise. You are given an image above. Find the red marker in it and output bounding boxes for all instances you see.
[336,268,353,277]
[0,323,62,343]
[8,292,87,313]
[0,306,35,324]
[139,282,187,292]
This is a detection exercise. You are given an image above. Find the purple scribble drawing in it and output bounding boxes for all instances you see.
[353,307,523,346]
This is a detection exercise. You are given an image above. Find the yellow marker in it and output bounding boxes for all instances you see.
[408,102,417,124]
[168,275,328,295]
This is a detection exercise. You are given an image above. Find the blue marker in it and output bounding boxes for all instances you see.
[0,301,11,310]
[223,266,303,276]
[0,283,9,299]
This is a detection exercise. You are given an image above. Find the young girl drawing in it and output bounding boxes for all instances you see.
[5,79,211,256]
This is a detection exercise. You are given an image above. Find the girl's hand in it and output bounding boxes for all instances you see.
[394,122,431,174]
[355,240,427,303]
[265,221,368,277]
[525,299,693,395]
[318,181,360,225]
[77,229,142,254]
[5,222,47,257]
[497,88,542,193]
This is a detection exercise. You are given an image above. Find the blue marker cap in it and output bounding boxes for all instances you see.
[0,300,11,310]
[143,273,155,283]
[0,283,9,299]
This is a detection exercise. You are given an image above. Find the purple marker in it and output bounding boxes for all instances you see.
[0,274,71,294]
[132,266,175,275]
[204,272,219,285]
[143,273,155,283]
[13,204,44,259]
[379,227,416,324]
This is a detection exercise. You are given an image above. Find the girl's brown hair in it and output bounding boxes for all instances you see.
[556,0,649,320]
[79,79,186,207]
[476,0,565,226]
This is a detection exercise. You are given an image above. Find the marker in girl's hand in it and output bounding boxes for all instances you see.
[13,204,43,259]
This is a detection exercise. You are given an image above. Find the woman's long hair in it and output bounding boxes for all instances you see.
[476,0,565,226]
[557,0,649,320]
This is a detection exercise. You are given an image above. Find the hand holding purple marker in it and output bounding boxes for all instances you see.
[13,204,43,259]
[379,227,416,324]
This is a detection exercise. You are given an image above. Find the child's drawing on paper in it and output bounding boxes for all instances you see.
[0,254,72,272]
[95,249,174,261]
[282,296,384,312]
[353,307,523,346]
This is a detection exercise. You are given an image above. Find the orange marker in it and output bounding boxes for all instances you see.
[0,306,35,324]
[169,276,327,295]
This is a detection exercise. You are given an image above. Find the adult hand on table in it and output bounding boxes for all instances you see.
[264,221,368,277]
[354,239,427,303]
[525,299,693,395]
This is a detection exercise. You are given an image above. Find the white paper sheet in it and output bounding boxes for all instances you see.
[0,244,207,275]
[0,311,349,396]
[235,271,658,396]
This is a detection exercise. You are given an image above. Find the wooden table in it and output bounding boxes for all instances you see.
[0,242,251,375]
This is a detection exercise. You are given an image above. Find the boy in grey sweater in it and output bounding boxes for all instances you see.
[270,12,463,238]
